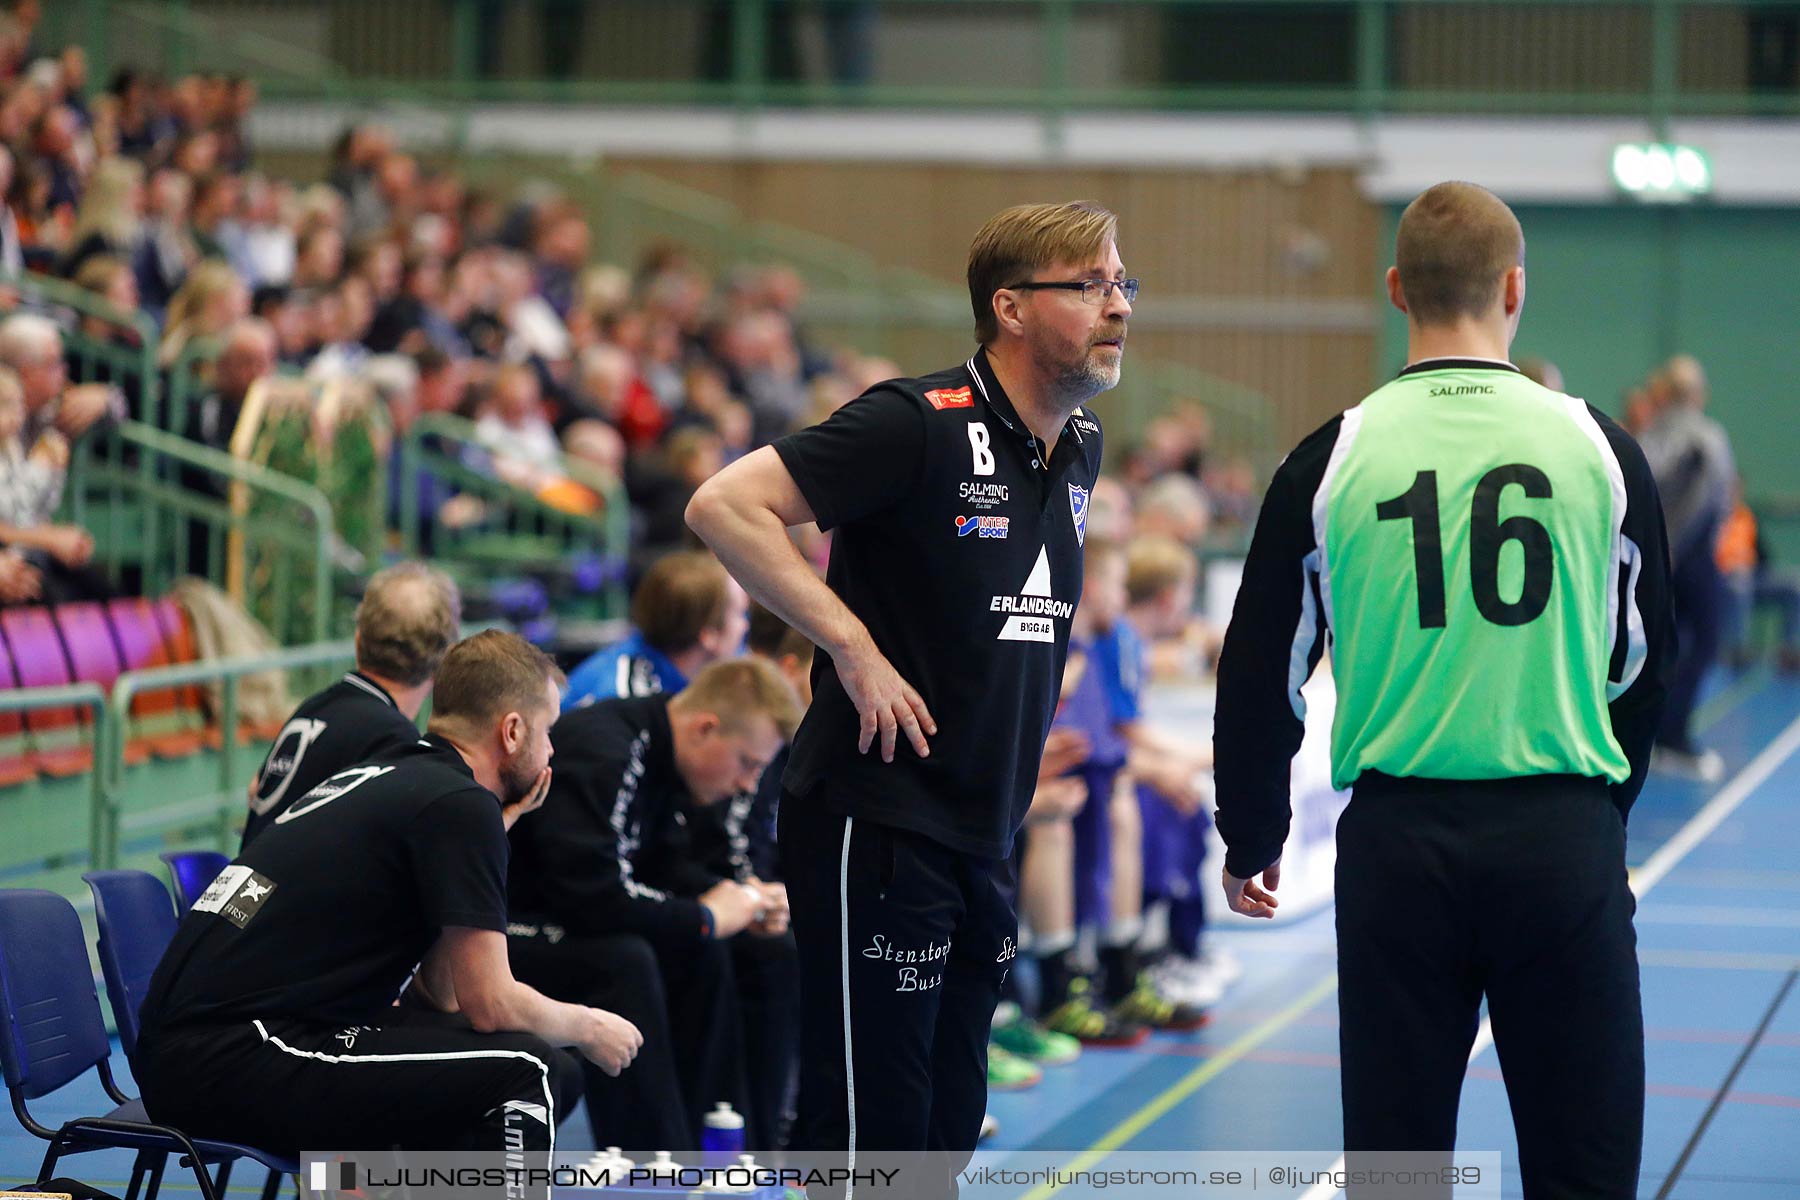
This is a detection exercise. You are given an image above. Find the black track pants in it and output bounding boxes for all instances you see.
[780,791,1017,1198]
[1336,773,1643,1200]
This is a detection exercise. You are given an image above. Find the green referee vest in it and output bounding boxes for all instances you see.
[1317,363,1632,787]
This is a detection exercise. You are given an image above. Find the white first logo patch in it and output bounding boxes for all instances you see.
[967,423,995,476]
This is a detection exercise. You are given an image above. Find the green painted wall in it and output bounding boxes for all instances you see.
[1378,203,1800,552]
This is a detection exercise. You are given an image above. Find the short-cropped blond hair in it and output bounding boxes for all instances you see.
[671,657,804,742]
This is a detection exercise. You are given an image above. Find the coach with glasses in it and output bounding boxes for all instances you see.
[689,202,1125,1190]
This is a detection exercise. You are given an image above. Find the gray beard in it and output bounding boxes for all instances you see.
[1054,348,1121,404]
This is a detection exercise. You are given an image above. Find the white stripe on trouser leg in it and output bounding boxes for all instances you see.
[251,1020,556,1157]
[840,816,857,1200]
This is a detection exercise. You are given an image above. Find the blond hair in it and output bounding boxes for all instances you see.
[671,657,804,742]
[69,156,144,249]
[967,201,1118,344]
[1394,182,1524,327]
[1125,534,1197,608]
[160,259,242,365]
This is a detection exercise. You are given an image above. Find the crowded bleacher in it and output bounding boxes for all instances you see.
[0,5,1274,1165]
[2,0,1787,1189]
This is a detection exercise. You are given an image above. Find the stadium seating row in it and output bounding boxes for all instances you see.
[0,598,214,786]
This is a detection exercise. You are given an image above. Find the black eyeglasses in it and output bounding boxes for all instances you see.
[1007,278,1139,305]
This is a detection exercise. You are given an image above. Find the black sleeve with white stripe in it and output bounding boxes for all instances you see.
[523,734,711,942]
[1213,417,1342,880]
[1593,407,1676,819]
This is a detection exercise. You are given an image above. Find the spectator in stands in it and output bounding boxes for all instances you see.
[109,67,175,162]
[1641,354,1737,780]
[1717,481,1800,672]
[243,561,461,846]
[135,166,196,315]
[475,361,564,484]
[0,546,35,604]
[158,258,248,367]
[67,254,145,410]
[1135,472,1212,548]
[0,361,61,532]
[569,341,665,449]
[0,144,25,282]
[0,318,112,602]
[251,283,308,365]
[1124,532,1218,680]
[563,549,749,709]
[180,317,275,575]
[291,221,344,291]
[28,101,80,215]
[388,347,470,555]
[186,170,240,264]
[61,155,143,279]
[217,172,293,288]
[507,658,801,1153]
[186,315,273,454]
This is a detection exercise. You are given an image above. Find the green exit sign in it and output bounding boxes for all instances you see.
[1611,143,1712,202]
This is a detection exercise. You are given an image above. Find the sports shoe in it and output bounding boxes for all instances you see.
[1042,977,1150,1047]
[979,1113,1000,1143]
[992,1013,1082,1066]
[1652,744,1726,783]
[986,1043,1043,1091]
[1112,973,1210,1033]
[1148,955,1224,1008]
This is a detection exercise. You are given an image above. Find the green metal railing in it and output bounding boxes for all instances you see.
[103,640,356,865]
[46,0,1800,121]
[65,420,336,644]
[398,412,630,616]
[0,685,111,882]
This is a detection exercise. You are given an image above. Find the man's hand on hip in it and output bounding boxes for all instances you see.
[836,634,936,762]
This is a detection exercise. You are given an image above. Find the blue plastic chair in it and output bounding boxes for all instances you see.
[0,888,295,1200]
[158,849,231,910]
[82,870,179,1063]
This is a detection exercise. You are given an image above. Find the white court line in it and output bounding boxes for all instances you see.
[1298,710,1800,1200]
[1639,949,1800,973]
[1636,904,1800,928]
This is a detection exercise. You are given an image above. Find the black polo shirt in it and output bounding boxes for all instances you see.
[509,696,722,942]
[772,346,1103,858]
[241,671,421,849]
[138,735,509,1035]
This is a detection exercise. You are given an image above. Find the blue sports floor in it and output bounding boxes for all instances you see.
[6,669,1797,1198]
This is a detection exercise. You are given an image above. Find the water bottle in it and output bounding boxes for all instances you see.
[701,1101,746,1166]
[580,1146,635,1189]
[643,1150,688,1189]
[695,1153,761,1194]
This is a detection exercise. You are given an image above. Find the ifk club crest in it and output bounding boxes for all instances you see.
[1068,483,1089,546]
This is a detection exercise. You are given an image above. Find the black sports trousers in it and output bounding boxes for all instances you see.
[135,1008,580,1156]
[1336,772,1643,1200]
[507,924,747,1155]
[780,789,1017,1199]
